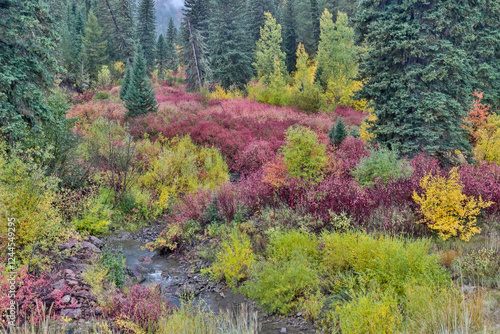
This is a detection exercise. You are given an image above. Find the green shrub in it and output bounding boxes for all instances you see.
[99,246,126,288]
[332,290,402,334]
[289,85,322,114]
[282,125,327,183]
[242,255,319,314]
[242,229,320,314]
[73,188,113,236]
[212,230,255,289]
[352,147,412,187]
[0,141,68,269]
[320,231,449,296]
[454,248,500,287]
[93,90,111,100]
[267,229,320,263]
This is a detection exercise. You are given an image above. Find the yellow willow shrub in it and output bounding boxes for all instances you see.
[413,168,492,241]
[475,114,500,164]
[140,136,228,210]
[359,110,376,143]
[212,230,255,289]
[209,85,243,100]
[0,142,68,268]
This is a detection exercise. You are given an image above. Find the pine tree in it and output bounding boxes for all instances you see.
[247,0,275,46]
[166,18,178,71]
[136,0,156,70]
[468,0,500,108]
[283,0,298,73]
[310,0,320,52]
[96,0,135,62]
[120,61,132,101]
[355,0,475,161]
[254,12,286,83]
[83,10,108,82]
[184,17,211,91]
[329,118,347,146]
[182,0,210,33]
[208,0,253,88]
[156,34,167,78]
[125,45,158,117]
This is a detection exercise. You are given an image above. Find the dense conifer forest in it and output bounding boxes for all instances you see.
[1,0,500,332]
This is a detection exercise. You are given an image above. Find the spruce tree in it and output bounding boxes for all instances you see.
[310,0,320,52]
[125,45,158,117]
[83,10,108,82]
[0,0,61,142]
[184,17,212,91]
[247,0,276,46]
[136,0,156,70]
[208,0,253,88]
[283,0,298,73]
[96,0,135,61]
[329,118,347,146]
[468,0,500,108]
[355,0,475,161]
[254,12,286,83]
[166,18,178,71]
[156,34,167,78]
[182,0,210,33]
[120,61,132,101]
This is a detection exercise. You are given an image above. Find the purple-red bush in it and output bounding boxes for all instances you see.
[334,105,367,127]
[459,162,500,214]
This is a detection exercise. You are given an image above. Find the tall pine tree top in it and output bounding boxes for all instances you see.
[125,44,158,117]
[83,10,108,81]
[136,0,156,71]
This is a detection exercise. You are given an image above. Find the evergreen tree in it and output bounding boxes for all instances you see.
[468,0,500,108]
[156,34,167,78]
[310,0,320,52]
[125,45,158,117]
[182,0,210,33]
[96,0,135,61]
[184,17,212,91]
[120,62,132,101]
[136,0,157,70]
[83,10,108,81]
[283,0,298,72]
[254,12,286,83]
[208,0,253,88]
[329,118,347,146]
[166,18,178,71]
[355,0,475,161]
[247,0,276,46]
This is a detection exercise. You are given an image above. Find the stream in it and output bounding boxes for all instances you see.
[107,237,315,334]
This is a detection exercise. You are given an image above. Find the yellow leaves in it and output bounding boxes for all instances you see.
[212,231,255,289]
[114,61,125,74]
[474,114,500,164]
[360,109,377,143]
[139,136,229,210]
[413,168,492,241]
[209,84,243,100]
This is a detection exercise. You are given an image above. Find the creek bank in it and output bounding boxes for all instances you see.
[107,235,316,333]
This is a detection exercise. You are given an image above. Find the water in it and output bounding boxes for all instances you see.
[107,237,315,333]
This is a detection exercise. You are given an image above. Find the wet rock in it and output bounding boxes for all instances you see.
[281,328,287,333]
[461,285,476,294]
[59,239,78,250]
[61,308,81,319]
[64,269,76,278]
[81,241,101,253]
[61,295,71,304]
[87,236,103,248]
[138,256,152,263]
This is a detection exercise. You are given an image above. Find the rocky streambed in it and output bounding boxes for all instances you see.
[106,234,316,334]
